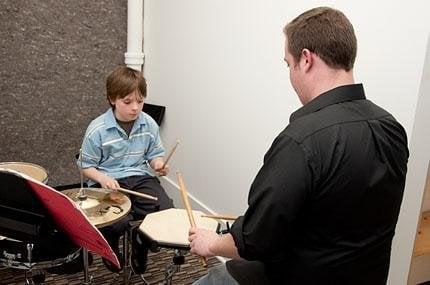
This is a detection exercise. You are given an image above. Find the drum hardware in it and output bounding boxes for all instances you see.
[27,243,34,265]
[164,249,186,285]
[3,249,22,260]
[0,169,83,285]
[139,208,219,284]
[77,149,94,285]
[62,188,131,228]
[25,270,45,285]
[216,221,231,235]
[0,240,81,270]
[122,228,131,285]
[61,187,131,284]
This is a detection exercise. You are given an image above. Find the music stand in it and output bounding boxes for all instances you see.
[0,170,78,283]
[0,168,119,284]
[143,103,165,126]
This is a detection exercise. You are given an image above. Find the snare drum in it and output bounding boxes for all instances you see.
[139,208,219,250]
[0,162,48,183]
[0,235,80,270]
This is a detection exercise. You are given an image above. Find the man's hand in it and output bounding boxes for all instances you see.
[189,229,242,260]
[188,228,219,258]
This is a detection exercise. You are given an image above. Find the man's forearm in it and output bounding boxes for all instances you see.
[210,233,242,260]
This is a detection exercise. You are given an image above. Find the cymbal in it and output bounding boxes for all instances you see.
[0,162,48,183]
[61,188,131,228]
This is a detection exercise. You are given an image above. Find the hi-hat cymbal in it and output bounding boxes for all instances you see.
[62,188,131,228]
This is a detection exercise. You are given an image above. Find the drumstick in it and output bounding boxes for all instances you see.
[176,171,207,267]
[117,187,158,201]
[201,214,238,221]
[161,139,180,169]
[176,172,196,227]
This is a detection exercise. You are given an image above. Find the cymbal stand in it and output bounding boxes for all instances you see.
[78,149,93,285]
[123,229,131,285]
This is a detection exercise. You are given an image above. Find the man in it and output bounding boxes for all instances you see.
[189,6,409,285]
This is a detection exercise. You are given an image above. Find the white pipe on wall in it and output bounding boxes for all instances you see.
[125,0,144,71]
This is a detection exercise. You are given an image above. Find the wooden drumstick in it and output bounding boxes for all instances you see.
[201,214,238,221]
[161,139,180,169]
[117,187,158,201]
[176,171,207,267]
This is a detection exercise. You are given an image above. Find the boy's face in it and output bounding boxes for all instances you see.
[110,90,144,122]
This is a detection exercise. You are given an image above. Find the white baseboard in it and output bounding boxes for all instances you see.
[160,176,218,214]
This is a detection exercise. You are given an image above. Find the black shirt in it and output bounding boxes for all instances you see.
[229,84,409,284]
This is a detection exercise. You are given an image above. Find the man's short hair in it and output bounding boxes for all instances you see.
[284,7,357,71]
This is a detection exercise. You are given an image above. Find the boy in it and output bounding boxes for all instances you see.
[78,66,173,273]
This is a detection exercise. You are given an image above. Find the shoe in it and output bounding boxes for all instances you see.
[102,239,123,273]
[130,227,149,274]
[102,257,123,273]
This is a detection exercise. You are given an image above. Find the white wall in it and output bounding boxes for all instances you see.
[403,38,430,285]
[143,1,430,283]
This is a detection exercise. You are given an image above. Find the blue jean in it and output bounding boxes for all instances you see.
[193,264,239,285]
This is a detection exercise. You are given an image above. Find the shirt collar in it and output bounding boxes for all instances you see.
[104,108,147,130]
[290,84,366,123]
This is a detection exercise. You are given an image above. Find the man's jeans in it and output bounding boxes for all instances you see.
[193,264,239,285]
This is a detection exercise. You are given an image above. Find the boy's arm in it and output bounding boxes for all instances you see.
[81,167,120,190]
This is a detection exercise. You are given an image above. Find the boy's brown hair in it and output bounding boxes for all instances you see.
[284,7,357,71]
[106,66,147,107]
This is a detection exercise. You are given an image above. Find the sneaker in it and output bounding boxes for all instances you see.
[102,240,123,273]
[102,256,122,273]
[130,227,149,274]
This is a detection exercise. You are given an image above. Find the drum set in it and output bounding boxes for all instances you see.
[0,162,222,285]
[0,162,132,284]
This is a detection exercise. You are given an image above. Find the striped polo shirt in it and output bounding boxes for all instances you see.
[78,108,165,185]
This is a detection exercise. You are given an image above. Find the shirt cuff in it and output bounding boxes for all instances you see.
[230,216,249,260]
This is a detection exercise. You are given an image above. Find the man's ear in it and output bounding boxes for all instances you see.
[301,48,313,72]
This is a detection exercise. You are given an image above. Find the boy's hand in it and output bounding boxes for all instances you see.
[155,164,169,176]
[100,175,120,190]
[150,157,169,176]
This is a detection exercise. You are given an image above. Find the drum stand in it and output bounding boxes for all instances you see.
[164,250,185,285]
[77,189,94,285]
[81,248,93,285]
[23,243,44,285]
[122,229,132,285]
